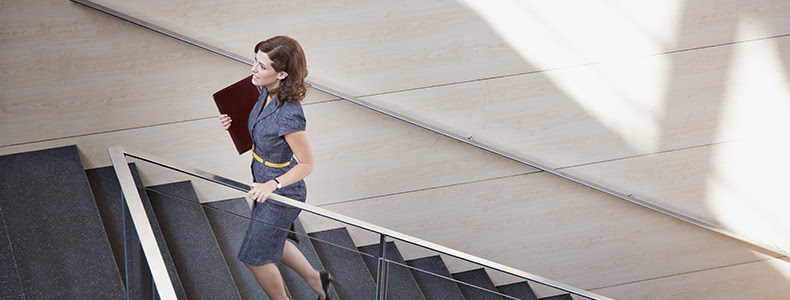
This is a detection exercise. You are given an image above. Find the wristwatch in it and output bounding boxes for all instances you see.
[273,178,282,189]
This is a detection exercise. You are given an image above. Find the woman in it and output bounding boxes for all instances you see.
[219,36,331,300]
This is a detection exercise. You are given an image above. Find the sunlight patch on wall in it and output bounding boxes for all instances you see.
[457,0,684,64]
[542,58,668,153]
[709,20,790,253]
[457,0,685,153]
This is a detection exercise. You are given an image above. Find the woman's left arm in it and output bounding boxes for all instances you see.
[277,131,315,185]
[248,131,314,202]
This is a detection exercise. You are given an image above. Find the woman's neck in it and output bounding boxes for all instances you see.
[265,81,280,94]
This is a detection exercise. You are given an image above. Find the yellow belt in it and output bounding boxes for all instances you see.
[252,145,291,168]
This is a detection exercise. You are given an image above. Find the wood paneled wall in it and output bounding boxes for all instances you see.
[2,0,789,298]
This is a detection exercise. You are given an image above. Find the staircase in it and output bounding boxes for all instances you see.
[0,145,578,299]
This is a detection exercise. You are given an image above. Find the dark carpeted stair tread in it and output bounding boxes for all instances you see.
[357,241,426,300]
[406,255,467,300]
[146,181,241,300]
[204,196,252,217]
[453,268,504,300]
[540,294,574,300]
[497,281,538,300]
[309,227,377,299]
[0,145,125,299]
[85,166,128,280]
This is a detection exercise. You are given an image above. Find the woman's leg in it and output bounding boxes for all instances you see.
[244,262,289,300]
[280,240,326,300]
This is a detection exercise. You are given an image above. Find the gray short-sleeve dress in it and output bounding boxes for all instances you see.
[237,88,307,266]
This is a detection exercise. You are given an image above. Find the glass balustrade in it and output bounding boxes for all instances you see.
[111,148,608,300]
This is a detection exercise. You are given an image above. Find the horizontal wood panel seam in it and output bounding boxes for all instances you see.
[557,141,736,171]
[315,172,541,208]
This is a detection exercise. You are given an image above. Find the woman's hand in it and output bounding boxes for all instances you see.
[219,114,232,130]
[248,181,278,203]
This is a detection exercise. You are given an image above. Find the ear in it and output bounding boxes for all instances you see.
[277,72,288,80]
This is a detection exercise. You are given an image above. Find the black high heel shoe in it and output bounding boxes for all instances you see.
[319,271,333,300]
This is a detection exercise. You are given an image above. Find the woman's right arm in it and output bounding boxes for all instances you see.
[219,114,232,130]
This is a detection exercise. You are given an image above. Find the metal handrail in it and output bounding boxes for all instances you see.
[110,146,610,299]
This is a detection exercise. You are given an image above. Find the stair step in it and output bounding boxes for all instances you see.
[406,255,467,300]
[146,181,241,300]
[357,241,426,300]
[86,164,157,299]
[85,166,128,287]
[453,268,504,300]
[309,227,377,299]
[0,146,125,299]
[497,281,538,300]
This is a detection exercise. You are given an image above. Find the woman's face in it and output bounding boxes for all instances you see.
[251,50,286,90]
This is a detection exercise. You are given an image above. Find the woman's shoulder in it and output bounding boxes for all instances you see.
[277,100,306,125]
[276,100,306,133]
[279,100,304,114]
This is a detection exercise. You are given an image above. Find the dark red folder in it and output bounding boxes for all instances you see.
[213,75,260,154]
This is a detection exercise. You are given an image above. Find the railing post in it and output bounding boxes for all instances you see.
[108,147,178,299]
[375,234,388,300]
